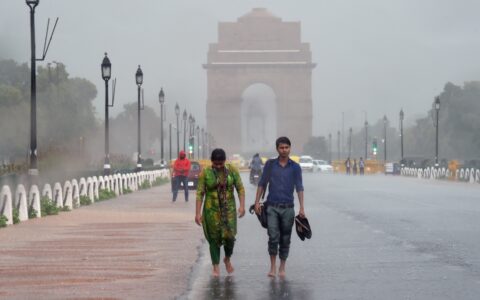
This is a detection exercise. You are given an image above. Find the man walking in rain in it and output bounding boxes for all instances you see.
[254,136,306,277]
[172,150,191,202]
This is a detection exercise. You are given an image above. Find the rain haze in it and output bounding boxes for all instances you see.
[2,0,480,141]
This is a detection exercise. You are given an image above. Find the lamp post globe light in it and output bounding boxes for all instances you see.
[383,115,388,163]
[159,88,165,165]
[101,53,112,175]
[135,65,143,171]
[175,103,180,156]
[434,96,440,167]
[26,0,40,176]
[399,109,404,165]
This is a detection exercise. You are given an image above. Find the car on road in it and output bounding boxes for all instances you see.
[314,159,334,173]
[385,162,401,175]
[299,155,314,172]
[178,161,202,189]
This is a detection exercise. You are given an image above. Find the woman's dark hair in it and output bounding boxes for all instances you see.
[276,136,291,148]
[210,148,226,161]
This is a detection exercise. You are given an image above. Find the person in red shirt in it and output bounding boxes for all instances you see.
[172,150,191,202]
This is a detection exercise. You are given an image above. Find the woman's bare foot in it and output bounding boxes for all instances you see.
[224,257,234,274]
[212,264,220,277]
[278,267,286,278]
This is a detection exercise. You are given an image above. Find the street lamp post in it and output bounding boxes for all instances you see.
[175,103,180,156]
[196,125,200,159]
[348,127,352,158]
[364,120,368,160]
[135,65,143,171]
[169,123,172,162]
[383,115,388,163]
[434,97,440,167]
[159,88,165,165]
[26,0,40,177]
[101,53,113,175]
[183,109,187,152]
[328,133,332,164]
[337,130,341,160]
[201,127,205,159]
[399,109,404,164]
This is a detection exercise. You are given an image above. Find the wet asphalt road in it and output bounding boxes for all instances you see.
[184,173,480,300]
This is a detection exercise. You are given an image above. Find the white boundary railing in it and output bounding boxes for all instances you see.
[0,169,170,227]
[401,166,480,184]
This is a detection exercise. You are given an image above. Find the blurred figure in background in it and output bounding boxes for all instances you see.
[172,150,191,202]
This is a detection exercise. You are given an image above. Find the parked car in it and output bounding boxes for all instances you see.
[178,161,202,189]
[299,155,314,172]
[385,162,401,175]
[314,160,333,173]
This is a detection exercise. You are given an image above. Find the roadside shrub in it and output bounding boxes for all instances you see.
[79,195,92,206]
[152,177,169,187]
[28,205,37,219]
[40,196,59,216]
[61,206,71,212]
[12,208,20,224]
[123,188,133,194]
[0,215,8,228]
[139,180,151,190]
[97,189,116,201]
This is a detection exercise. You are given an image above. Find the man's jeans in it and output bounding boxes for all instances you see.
[266,205,295,260]
[172,175,188,202]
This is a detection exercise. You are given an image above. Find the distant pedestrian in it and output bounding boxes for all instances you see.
[359,157,365,175]
[345,157,351,175]
[172,150,191,202]
[195,148,245,277]
[352,159,358,175]
[254,136,306,278]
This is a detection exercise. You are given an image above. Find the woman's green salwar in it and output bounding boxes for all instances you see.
[196,164,245,264]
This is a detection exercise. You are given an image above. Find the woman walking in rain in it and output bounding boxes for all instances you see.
[195,148,246,277]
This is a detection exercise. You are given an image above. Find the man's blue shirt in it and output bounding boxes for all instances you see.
[258,157,304,204]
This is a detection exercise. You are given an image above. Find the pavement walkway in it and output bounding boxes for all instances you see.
[0,183,203,299]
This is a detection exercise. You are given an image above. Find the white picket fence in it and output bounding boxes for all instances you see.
[401,167,480,184]
[0,169,170,226]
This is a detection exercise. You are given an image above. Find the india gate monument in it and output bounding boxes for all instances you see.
[204,8,316,154]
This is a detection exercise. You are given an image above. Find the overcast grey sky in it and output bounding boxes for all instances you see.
[2,0,480,136]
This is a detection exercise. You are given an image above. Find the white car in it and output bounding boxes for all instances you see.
[299,156,314,172]
[314,160,333,173]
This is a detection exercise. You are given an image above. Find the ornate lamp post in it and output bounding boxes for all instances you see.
[101,53,114,175]
[159,88,165,165]
[383,115,388,163]
[175,103,180,156]
[399,109,404,164]
[434,97,440,167]
[135,65,143,171]
[183,109,187,151]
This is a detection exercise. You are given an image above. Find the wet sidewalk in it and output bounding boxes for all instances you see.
[0,183,203,299]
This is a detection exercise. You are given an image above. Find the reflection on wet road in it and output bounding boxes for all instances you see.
[185,173,480,300]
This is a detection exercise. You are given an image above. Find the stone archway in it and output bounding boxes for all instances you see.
[204,8,316,154]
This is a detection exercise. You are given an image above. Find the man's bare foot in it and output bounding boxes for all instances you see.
[268,269,276,277]
[224,257,234,274]
[278,268,286,277]
[212,265,220,277]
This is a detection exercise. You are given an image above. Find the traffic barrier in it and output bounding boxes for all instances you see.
[42,184,53,200]
[15,185,28,221]
[86,177,95,203]
[71,179,80,208]
[53,182,63,208]
[0,185,13,225]
[63,181,73,209]
[28,185,41,218]
[98,176,105,191]
[92,177,99,199]
[79,178,87,197]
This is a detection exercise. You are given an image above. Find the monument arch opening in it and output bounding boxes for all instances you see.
[204,8,315,154]
[241,83,277,153]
